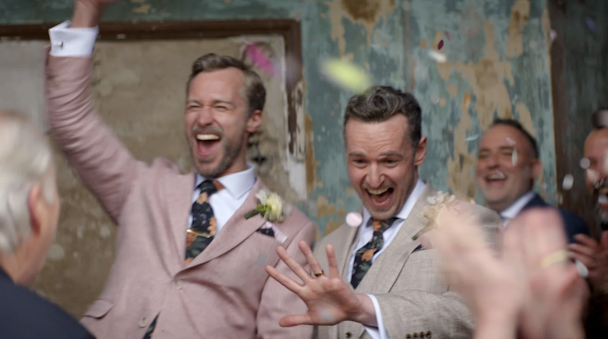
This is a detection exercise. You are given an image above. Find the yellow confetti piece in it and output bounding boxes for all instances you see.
[320,58,372,93]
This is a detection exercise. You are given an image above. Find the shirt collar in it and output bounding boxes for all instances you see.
[500,191,536,220]
[361,178,427,225]
[195,164,256,199]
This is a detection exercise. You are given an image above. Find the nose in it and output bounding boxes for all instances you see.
[485,154,499,168]
[196,106,214,126]
[365,163,384,188]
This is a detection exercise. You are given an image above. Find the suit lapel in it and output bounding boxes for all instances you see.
[186,179,267,268]
[343,187,436,339]
[164,170,197,268]
[338,224,360,282]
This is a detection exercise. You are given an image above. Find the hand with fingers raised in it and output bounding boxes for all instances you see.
[569,231,608,295]
[265,241,378,327]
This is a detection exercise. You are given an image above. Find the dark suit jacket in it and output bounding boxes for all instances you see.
[0,267,94,339]
[521,194,589,243]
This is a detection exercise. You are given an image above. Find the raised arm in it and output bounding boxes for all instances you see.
[46,0,143,222]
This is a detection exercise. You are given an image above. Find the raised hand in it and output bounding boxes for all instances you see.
[265,241,377,327]
[72,0,120,28]
[570,231,608,294]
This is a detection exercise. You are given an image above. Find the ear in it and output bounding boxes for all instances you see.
[246,109,263,133]
[414,136,427,166]
[531,158,543,180]
[27,184,43,236]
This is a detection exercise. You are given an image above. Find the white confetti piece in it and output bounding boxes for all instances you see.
[511,149,518,166]
[346,212,363,227]
[465,135,479,141]
[580,158,591,169]
[550,30,557,42]
[506,137,516,145]
[562,174,574,190]
[428,50,447,63]
[575,259,589,278]
[599,195,608,204]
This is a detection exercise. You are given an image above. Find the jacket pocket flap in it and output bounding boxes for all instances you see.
[84,299,113,318]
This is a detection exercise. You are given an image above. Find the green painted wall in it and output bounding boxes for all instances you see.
[1,0,559,236]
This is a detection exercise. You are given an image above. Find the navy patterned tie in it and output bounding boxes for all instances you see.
[351,218,397,289]
[143,180,223,339]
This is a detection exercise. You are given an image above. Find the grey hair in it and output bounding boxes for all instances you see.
[0,112,55,255]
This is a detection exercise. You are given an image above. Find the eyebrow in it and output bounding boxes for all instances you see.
[378,152,403,158]
[348,152,366,158]
[186,99,235,106]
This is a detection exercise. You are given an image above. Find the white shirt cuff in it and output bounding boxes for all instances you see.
[364,294,389,339]
[48,20,99,57]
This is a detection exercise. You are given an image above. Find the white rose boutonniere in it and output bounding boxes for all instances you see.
[412,191,459,241]
[245,189,292,222]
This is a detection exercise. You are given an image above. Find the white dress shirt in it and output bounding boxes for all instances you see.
[499,191,535,227]
[48,21,257,231]
[188,166,256,233]
[350,179,426,339]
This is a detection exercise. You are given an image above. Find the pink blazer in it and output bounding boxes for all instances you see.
[45,50,315,339]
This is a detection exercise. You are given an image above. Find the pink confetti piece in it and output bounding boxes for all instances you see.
[438,40,444,50]
[346,212,363,227]
[585,16,596,33]
[506,137,516,145]
[550,30,557,42]
[445,31,451,41]
[244,43,275,76]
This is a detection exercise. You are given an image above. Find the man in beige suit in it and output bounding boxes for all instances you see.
[44,0,315,338]
[267,87,501,339]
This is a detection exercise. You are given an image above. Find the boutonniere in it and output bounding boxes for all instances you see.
[245,189,292,222]
[412,191,458,241]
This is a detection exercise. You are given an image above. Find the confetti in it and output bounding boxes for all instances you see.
[599,195,608,204]
[550,30,557,42]
[319,58,372,93]
[575,259,589,278]
[511,149,518,166]
[244,43,275,76]
[428,50,447,63]
[562,174,574,190]
[465,135,479,141]
[506,137,516,145]
[595,109,608,128]
[438,40,444,50]
[445,31,451,41]
[346,212,363,227]
[585,16,596,32]
[580,158,591,169]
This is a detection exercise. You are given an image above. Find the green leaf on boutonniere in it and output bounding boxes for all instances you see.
[245,204,266,219]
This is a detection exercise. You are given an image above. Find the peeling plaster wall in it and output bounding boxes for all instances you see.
[411,0,556,205]
[1,1,558,247]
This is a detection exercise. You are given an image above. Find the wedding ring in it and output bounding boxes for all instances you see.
[540,250,569,268]
[314,270,325,277]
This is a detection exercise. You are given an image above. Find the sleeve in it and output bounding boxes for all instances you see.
[45,37,144,223]
[49,21,99,57]
[363,294,388,339]
[256,221,316,339]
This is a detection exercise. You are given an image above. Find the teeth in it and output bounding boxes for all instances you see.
[367,187,389,195]
[487,171,506,180]
[196,134,220,141]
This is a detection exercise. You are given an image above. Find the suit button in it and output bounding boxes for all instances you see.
[138,317,147,328]
[406,335,412,339]
[346,332,352,338]
[426,331,432,338]
[413,334,418,339]
[173,280,182,290]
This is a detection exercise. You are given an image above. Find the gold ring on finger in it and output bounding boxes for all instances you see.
[540,250,569,269]
[314,270,324,277]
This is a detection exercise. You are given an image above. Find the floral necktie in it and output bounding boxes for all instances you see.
[351,218,398,289]
[142,180,223,339]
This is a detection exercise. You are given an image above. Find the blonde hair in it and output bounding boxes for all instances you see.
[0,111,55,255]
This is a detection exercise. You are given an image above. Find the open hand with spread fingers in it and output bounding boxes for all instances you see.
[265,241,377,327]
[569,231,608,294]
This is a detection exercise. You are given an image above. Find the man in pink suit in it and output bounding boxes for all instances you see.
[44,0,316,338]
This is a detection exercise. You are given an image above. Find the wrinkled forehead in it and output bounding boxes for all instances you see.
[344,116,411,151]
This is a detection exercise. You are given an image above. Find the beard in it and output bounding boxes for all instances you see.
[195,138,243,178]
[592,178,608,230]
